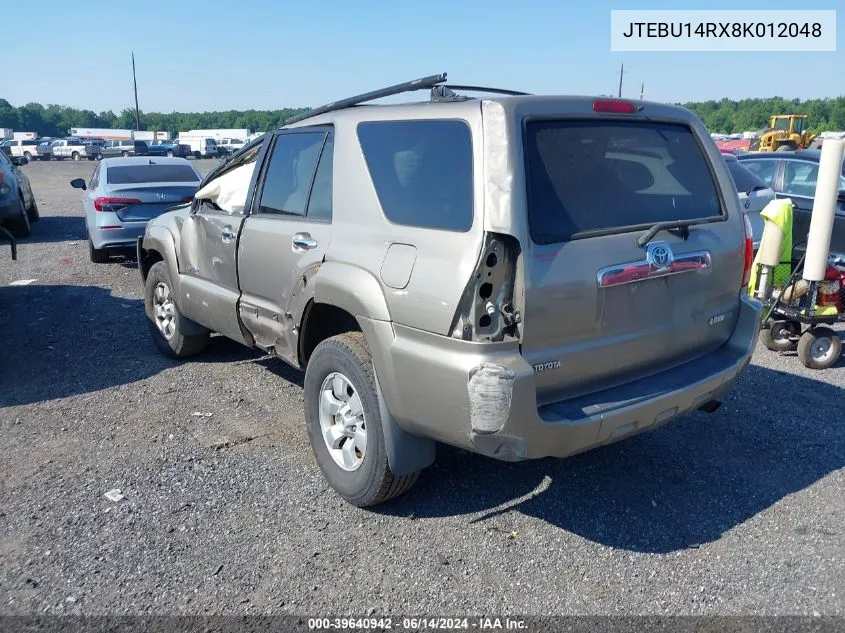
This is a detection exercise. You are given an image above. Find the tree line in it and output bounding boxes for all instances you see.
[1,96,844,138]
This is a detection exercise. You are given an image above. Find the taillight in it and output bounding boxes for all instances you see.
[592,99,637,114]
[93,196,141,212]
[741,213,754,289]
[180,196,194,203]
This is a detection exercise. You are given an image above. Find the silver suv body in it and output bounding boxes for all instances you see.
[137,76,761,506]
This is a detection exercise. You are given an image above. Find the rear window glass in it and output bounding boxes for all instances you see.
[725,159,767,193]
[357,120,473,232]
[524,120,722,244]
[106,164,199,184]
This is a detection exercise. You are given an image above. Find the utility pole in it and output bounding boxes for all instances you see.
[640,83,645,100]
[617,62,624,98]
[132,52,141,131]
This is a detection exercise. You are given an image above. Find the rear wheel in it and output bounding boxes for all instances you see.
[797,327,841,370]
[121,151,129,157]
[144,261,210,358]
[23,151,32,161]
[6,197,31,238]
[760,320,799,352]
[88,238,109,263]
[26,197,40,223]
[166,150,174,157]
[304,332,420,507]
[71,151,81,161]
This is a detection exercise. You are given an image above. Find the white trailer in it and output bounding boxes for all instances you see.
[13,131,37,140]
[0,128,13,140]
[68,128,170,142]
[185,129,251,142]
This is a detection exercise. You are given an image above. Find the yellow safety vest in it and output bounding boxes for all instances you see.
[747,198,793,296]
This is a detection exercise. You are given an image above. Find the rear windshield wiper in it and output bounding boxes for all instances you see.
[636,220,696,248]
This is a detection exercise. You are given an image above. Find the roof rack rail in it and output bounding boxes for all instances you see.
[442,85,531,96]
[285,73,448,125]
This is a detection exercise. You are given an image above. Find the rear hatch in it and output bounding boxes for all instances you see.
[518,112,745,403]
[104,162,200,222]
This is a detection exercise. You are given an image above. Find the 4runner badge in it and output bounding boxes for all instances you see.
[533,360,561,373]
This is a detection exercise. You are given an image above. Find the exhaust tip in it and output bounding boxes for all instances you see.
[698,400,723,414]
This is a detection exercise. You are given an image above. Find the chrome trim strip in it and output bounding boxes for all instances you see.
[597,251,712,288]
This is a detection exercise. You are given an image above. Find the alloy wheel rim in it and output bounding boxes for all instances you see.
[152,282,176,340]
[318,372,367,471]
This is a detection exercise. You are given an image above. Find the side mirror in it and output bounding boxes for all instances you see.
[11,156,27,166]
[70,178,87,191]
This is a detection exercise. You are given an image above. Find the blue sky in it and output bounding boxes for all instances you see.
[4,0,843,113]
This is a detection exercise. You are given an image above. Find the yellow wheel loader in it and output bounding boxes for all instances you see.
[753,114,816,152]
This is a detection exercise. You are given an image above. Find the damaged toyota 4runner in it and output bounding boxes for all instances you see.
[137,74,761,507]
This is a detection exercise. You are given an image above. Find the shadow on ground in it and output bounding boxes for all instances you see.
[376,363,844,554]
[22,216,87,244]
[0,283,262,407]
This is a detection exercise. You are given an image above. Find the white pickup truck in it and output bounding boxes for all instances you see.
[0,139,40,160]
[51,139,89,161]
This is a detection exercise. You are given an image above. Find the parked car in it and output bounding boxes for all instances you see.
[145,140,192,158]
[736,149,845,261]
[95,140,149,159]
[35,139,57,160]
[175,135,219,159]
[217,137,245,153]
[0,152,39,238]
[137,78,761,507]
[51,138,89,161]
[70,156,201,263]
[722,153,777,250]
[0,139,40,161]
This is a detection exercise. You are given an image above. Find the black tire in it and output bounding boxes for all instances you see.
[71,152,80,161]
[144,261,210,358]
[23,151,32,161]
[797,327,841,370]
[88,238,109,263]
[775,144,795,152]
[121,151,129,157]
[166,150,174,157]
[304,332,420,507]
[6,197,31,238]
[26,197,40,223]
[760,320,798,352]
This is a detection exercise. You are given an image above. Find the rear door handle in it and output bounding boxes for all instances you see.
[221,228,236,243]
[292,233,317,251]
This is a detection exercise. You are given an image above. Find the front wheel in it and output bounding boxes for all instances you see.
[797,327,841,370]
[121,151,129,157]
[166,150,174,157]
[144,261,210,358]
[304,332,420,507]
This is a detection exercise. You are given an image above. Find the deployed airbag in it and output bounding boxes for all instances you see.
[194,162,256,214]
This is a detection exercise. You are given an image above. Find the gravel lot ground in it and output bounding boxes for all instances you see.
[0,160,843,618]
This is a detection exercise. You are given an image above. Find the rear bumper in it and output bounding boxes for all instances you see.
[90,221,148,250]
[369,294,762,461]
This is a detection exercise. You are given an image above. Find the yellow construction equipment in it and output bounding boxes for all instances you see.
[755,114,816,152]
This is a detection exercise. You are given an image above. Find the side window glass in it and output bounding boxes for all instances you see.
[742,160,777,188]
[306,134,333,222]
[256,131,325,217]
[782,162,818,198]
[357,120,473,232]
